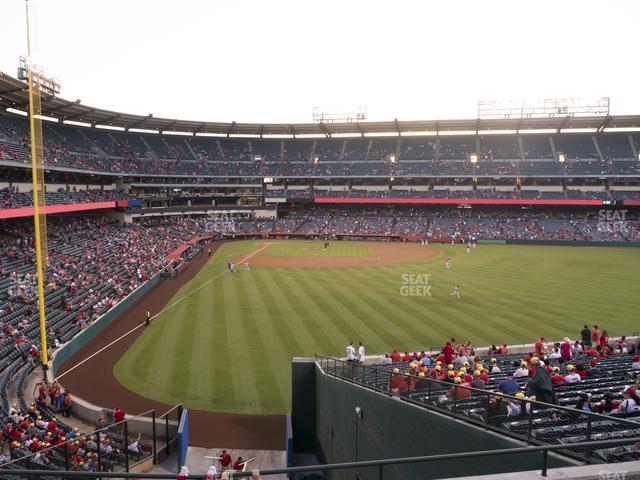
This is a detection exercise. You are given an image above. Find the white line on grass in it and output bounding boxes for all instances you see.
[55,242,272,381]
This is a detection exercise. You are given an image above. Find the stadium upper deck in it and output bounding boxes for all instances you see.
[1,72,639,181]
[1,113,640,179]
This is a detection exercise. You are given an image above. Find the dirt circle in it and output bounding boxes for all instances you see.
[246,243,440,268]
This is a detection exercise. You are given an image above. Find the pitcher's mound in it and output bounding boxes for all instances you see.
[248,243,439,268]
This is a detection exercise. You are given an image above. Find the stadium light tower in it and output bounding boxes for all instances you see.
[312,105,368,123]
[478,98,610,120]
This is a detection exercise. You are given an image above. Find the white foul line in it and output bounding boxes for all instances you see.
[55,242,272,381]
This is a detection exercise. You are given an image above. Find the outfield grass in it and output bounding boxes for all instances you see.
[114,240,640,415]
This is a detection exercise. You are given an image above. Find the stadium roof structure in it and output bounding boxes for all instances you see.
[2,71,640,137]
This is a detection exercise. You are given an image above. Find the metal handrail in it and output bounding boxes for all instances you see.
[2,436,640,479]
[158,403,183,419]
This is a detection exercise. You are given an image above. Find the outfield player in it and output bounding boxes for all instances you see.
[449,285,461,300]
[244,262,250,271]
[445,258,451,270]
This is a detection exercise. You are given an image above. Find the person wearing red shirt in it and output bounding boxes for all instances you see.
[449,378,471,400]
[534,337,546,357]
[47,420,59,434]
[550,367,566,385]
[592,325,601,345]
[114,407,126,424]
[401,352,411,362]
[233,457,245,471]
[389,350,401,363]
[390,369,407,391]
[442,342,454,365]
[575,364,588,378]
[499,344,509,355]
[599,330,609,347]
[218,450,232,469]
[113,407,126,434]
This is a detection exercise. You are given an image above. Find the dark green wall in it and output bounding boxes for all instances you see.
[312,363,572,480]
[292,358,317,453]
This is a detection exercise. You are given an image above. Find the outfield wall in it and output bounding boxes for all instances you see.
[292,359,573,480]
[478,239,640,247]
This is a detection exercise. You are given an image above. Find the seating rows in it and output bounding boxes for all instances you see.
[1,115,639,176]
[224,206,640,242]
[0,187,126,209]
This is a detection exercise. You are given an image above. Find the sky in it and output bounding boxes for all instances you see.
[1,0,639,124]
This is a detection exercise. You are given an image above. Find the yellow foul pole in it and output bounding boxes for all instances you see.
[25,0,50,377]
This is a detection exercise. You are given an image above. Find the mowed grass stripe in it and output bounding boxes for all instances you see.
[207,278,238,410]
[235,272,288,414]
[290,270,366,353]
[221,275,265,412]
[259,269,329,353]
[275,270,346,353]
[297,270,387,348]
[313,267,418,347]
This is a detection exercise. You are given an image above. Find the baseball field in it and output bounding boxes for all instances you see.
[112,240,638,415]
